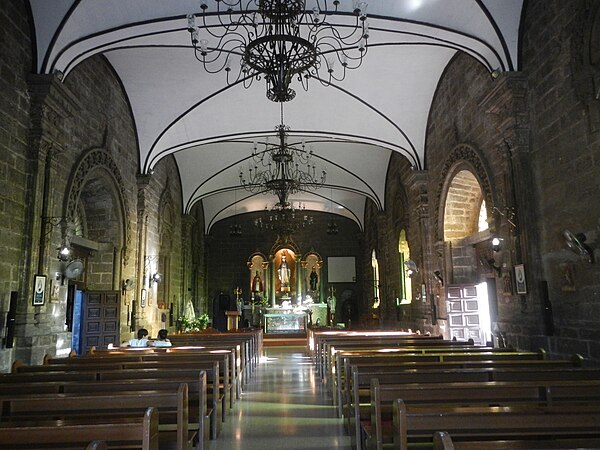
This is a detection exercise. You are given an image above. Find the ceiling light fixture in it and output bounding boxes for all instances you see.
[230,189,243,236]
[254,200,313,235]
[187,0,369,102]
[239,102,326,205]
[327,188,338,235]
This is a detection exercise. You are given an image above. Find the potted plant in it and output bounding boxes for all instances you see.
[178,313,210,333]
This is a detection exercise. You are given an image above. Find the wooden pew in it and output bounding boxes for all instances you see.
[319,335,453,381]
[335,349,546,416]
[0,406,159,450]
[169,329,263,379]
[0,374,210,448]
[432,430,600,449]
[17,353,230,412]
[43,350,237,408]
[367,378,600,450]
[342,355,581,421]
[347,363,600,450]
[393,400,600,450]
[329,344,490,396]
[85,344,244,397]
[308,330,441,371]
[3,363,220,442]
[1,383,194,450]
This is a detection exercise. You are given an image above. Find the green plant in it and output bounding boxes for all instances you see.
[178,313,210,332]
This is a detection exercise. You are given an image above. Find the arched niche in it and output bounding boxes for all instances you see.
[301,251,323,303]
[273,248,297,304]
[247,251,268,301]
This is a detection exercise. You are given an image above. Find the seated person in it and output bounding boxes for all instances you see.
[152,328,172,347]
[126,328,149,347]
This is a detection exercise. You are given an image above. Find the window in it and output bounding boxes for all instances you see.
[371,249,380,308]
[478,200,488,232]
[398,230,412,304]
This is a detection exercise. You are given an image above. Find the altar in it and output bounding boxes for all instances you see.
[264,310,307,334]
[245,247,326,333]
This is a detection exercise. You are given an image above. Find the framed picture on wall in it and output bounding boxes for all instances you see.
[32,275,47,306]
[514,264,527,294]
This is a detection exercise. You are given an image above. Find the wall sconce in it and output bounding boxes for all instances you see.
[57,244,72,262]
[491,237,502,252]
[563,229,595,263]
[150,272,162,286]
[404,260,418,278]
[42,216,73,261]
[433,270,444,285]
[486,237,503,276]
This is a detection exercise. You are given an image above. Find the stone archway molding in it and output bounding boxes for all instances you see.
[63,148,132,265]
[435,144,498,242]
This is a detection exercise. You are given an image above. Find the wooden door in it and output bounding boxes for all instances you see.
[81,291,120,352]
[446,285,485,344]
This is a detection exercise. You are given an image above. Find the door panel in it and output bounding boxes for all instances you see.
[81,291,120,353]
[446,285,484,344]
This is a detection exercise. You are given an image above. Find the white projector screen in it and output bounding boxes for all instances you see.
[327,256,356,283]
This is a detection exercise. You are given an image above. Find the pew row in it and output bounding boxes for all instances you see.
[366,378,600,450]
[348,364,600,450]
[432,430,600,449]
[1,383,195,450]
[2,364,219,442]
[393,399,600,450]
[0,407,159,450]
[335,349,548,416]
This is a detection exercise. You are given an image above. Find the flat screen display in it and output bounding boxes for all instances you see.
[327,256,356,282]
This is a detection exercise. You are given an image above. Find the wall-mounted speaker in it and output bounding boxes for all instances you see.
[5,291,18,348]
[130,300,137,332]
[540,281,554,336]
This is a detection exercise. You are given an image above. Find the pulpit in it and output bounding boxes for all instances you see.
[225,310,241,331]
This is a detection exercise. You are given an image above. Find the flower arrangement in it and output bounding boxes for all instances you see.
[178,313,210,332]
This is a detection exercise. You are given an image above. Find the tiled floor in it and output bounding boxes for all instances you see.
[208,346,352,450]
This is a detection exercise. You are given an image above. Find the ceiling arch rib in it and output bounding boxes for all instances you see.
[105,43,454,173]
[177,139,390,217]
[31,1,521,76]
[203,187,367,234]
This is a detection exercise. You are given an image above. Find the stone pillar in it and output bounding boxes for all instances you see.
[181,214,196,321]
[14,74,79,365]
[375,213,391,327]
[406,170,438,333]
[134,174,151,328]
[480,74,541,335]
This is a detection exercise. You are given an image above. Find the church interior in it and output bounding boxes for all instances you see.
[1,0,600,448]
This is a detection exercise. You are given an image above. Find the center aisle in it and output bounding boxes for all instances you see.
[208,346,352,450]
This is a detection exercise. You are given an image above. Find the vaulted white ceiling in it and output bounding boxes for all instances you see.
[28,0,524,233]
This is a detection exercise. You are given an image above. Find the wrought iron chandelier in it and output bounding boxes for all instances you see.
[229,189,243,236]
[239,103,326,204]
[254,200,314,234]
[326,188,338,235]
[187,0,370,102]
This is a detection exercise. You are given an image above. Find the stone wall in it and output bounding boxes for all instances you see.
[0,0,35,370]
[522,0,600,360]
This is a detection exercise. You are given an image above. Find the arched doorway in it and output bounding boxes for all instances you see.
[442,169,493,345]
[64,149,130,354]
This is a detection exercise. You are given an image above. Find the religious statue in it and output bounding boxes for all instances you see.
[309,267,318,291]
[233,286,243,315]
[252,271,263,293]
[278,253,291,292]
[327,287,336,325]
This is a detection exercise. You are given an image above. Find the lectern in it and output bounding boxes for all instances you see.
[225,310,241,331]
